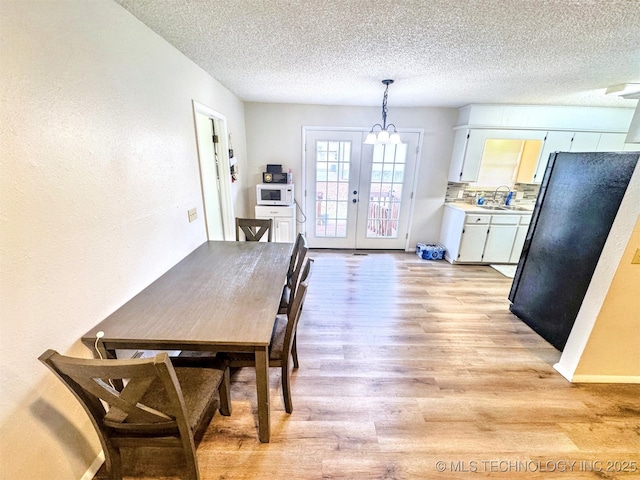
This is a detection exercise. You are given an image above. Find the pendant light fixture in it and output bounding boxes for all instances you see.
[364,79,401,145]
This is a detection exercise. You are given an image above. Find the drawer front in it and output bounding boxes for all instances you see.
[465,214,491,225]
[255,205,293,218]
[490,214,520,225]
[520,215,532,225]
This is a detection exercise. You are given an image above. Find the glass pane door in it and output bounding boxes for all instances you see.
[304,129,420,250]
[355,132,420,249]
[305,130,362,248]
[364,143,407,239]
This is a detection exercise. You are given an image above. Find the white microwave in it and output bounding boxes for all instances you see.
[256,183,294,206]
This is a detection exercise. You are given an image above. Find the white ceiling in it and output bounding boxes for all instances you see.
[114,0,640,109]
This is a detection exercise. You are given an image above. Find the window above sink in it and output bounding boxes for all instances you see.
[475,138,543,189]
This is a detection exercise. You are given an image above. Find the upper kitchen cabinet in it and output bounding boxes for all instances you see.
[597,132,627,151]
[533,132,640,183]
[449,105,639,185]
[597,132,640,152]
[448,128,477,182]
[569,132,640,153]
[570,132,601,152]
[532,131,574,182]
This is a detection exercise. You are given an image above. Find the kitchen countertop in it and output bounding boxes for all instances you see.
[444,202,534,214]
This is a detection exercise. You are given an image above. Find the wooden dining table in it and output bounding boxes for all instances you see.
[81,240,292,443]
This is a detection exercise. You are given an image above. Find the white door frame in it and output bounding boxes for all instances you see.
[192,100,235,241]
[301,126,423,250]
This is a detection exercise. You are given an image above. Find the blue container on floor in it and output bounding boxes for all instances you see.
[416,243,445,260]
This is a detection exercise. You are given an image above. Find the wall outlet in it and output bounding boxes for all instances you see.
[515,191,525,200]
[188,207,197,223]
[632,248,640,264]
[457,190,464,199]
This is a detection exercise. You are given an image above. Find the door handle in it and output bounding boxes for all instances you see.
[353,190,358,195]
[352,199,357,203]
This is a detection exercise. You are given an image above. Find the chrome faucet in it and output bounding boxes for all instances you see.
[493,185,511,204]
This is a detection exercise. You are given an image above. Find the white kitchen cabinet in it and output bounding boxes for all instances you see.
[440,206,484,262]
[482,215,519,263]
[440,208,492,263]
[440,205,532,264]
[596,133,640,152]
[458,221,490,262]
[448,129,476,182]
[533,131,574,183]
[596,132,626,151]
[509,215,532,263]
[255,205,296,243]
[532,131,640,183]
[570,132,601,152]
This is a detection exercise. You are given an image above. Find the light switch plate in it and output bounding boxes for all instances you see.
[188,207,197,223]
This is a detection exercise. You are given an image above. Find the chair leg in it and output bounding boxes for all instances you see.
[184,455,200,480]
[104,445,123,480]
[292,335,299,369]
[281,362,293,414]
[218,368,232,416]
[182,437,200,480]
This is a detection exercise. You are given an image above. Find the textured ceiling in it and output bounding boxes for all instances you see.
[114,0,640,109]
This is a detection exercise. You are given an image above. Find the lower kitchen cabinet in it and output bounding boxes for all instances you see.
[440,204,532,264]
[254,205,296,243]
[482,215,519,263]
[509,214,532,263]
[457,215,490,262]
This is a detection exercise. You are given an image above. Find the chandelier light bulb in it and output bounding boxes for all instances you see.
[364,132,377,144]
[389,132,401,144]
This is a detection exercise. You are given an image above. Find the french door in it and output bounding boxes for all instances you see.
[303,129,420,249]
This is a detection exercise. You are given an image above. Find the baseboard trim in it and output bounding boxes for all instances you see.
[554,363,640,384]
[553,362,574,382]
[571,374,640,384]
[81,451,104,480]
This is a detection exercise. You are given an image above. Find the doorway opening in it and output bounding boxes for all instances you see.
[192,101,235,240]
[302,128,421,249]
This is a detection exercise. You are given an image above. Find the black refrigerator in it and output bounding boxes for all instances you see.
[508,151,639,351]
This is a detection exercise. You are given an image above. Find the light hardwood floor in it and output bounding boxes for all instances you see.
[115,250,640,479]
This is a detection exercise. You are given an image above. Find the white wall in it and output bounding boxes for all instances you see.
[244,103,458,247]
[0,1,247,478]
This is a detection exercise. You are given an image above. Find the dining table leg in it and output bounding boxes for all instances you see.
[255,346,270,443]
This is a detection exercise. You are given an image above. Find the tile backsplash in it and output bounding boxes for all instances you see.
[445,182,540,205]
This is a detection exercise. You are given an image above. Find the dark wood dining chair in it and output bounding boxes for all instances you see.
[39,350,231,480]
[279,233,308,315]
[235,217,273,241]
[285,257,313,372]
[179,258,313,413]
[228,257,313,413]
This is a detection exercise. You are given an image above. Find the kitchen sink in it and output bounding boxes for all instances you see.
[500,205,533,211]
[480,205,532,212]
[479,205,506,210]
